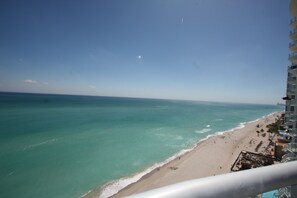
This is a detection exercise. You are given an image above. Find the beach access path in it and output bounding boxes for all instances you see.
[107,112,282,198]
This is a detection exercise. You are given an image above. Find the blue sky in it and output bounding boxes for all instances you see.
[0,0,291,104]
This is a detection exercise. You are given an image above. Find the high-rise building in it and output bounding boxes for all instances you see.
[280,1,297,197]
[284,0,297,144]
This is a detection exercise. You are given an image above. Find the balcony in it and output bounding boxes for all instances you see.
[289,41,297,52]
[286,87,296,94]
[283,143,297,153]
[289,67,297,76]
[281,153,297,163]
[290,65,297,70]
[288,128,297,135]
[288,76,297,84]
[291,29,297,40]
[287,90,295,96]
[289,53,297,65]
[291,17,297,29]
[277,186,291,198]
[289,114,297,122]
[291,101,297,106]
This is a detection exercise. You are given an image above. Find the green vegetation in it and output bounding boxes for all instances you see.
[266,115,283,133]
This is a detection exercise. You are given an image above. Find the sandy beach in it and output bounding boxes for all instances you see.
[87,112,282,198]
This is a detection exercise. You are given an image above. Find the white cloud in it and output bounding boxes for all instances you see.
[24,80,49,86]
[181,17,184,24]
[89,85,96,89]
[138,55,142,59]
[24,79,37,84]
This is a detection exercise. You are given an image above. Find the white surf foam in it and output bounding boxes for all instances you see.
[195,128,212,134]
[23,139,57,150]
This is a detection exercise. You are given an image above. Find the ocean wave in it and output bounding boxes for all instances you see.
[174,135,183,140]
[216,122,246,135]
[216,112,280,136]
[23,139,57,150]
[195,128,212,134]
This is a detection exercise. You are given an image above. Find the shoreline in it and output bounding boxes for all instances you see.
[84,112,282,198]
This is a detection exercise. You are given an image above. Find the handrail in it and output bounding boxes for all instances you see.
[289,52,297,58]
[290,29,297,36]
[126,161,297,198]
[289,41,297,47]
[283,143,297,153]
[289,65,297,70]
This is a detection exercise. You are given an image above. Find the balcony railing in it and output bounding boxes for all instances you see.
[289,52,297,58]
[283,143,297,153]
[287,88,296,94]
[286,88,295,95]
[291,29,297,39]
[281,153,297,163]
[286,113,297,122]
[289,53,297,64]
[291,17,297,25]
[288,76,297,83]
[277,186,291,198]
[289,41,297,49]
[291,17,297,29]
[127,161,297,198]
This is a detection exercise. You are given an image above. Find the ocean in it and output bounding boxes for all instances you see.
[0,92,283,198]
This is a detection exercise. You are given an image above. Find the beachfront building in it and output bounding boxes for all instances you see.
[281,0,297,197]
[284,0,297,145]
[285,0,297,142]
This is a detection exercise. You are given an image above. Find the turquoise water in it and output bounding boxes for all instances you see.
[0,92,283,198]
[262,190,278,198]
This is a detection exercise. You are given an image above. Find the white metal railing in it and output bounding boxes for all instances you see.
[289,53,297,58]
[282,153,297,163]
[290,29,297,36]
[283,143,297,153]
[289,65,297,70]
[287,77,297,84]
[278,186,291,198]
[126,161,297,198]
[289,41,297,48]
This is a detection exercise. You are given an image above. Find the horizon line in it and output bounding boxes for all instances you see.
[0,90,281,106]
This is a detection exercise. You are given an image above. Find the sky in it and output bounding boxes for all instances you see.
[0,0,291,104]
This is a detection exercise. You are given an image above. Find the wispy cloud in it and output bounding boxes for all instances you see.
[24,79,37,84]
[181,17,184,24]
[24,79,49,86]
[89,85,96,89]
[138,55,142,59]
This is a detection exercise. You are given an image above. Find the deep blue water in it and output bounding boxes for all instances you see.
[0,92,283,198]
